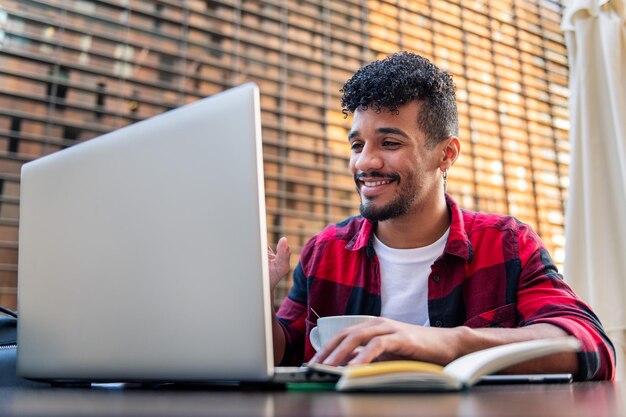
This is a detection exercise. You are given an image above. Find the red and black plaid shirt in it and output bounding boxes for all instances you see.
[277,194,615,380]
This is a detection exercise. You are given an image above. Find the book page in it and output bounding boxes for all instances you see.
[443,337,581,387]
[331,361,461,391]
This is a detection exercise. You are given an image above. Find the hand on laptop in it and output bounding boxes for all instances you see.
[268,237,291,291]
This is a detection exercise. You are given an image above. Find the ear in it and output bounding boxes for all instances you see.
[439,136,460,172]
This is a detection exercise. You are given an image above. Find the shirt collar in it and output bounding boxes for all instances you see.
[345,194,474,263]
[345,217,374,252]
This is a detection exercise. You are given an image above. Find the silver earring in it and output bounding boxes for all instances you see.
[443,170,447,194]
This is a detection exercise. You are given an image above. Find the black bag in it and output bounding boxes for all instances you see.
[0,307,47,387]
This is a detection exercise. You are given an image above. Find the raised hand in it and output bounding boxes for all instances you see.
[268,236,291,291]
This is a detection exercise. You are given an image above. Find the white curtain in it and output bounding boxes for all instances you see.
[562,0,626,381]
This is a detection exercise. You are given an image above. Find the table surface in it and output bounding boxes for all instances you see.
[0,381,623,417]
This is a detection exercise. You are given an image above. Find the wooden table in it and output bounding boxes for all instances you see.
[0,382,622,417]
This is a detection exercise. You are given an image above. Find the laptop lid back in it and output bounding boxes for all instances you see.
[17,83,274,382]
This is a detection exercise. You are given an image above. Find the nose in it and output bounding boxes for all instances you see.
[353,143,384,173]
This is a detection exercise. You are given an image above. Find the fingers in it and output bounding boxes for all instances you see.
[268,237,291,290]
[348,335,395,365]
[268,237,290,257]
[274,237,291,275]
[311,319,395,366]
[276,236,290,256]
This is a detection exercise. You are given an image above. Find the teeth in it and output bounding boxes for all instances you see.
[364,180,391,187]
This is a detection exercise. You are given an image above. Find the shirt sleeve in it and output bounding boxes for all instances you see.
[275,253,310,366]
[515,223,616,380]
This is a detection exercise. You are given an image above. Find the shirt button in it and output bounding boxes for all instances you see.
[432,275,440,282]
[435,321,443,327]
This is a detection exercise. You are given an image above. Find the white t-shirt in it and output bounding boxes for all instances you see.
[373,228,450,326]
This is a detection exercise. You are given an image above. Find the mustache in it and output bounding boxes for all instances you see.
[354,171,401,182]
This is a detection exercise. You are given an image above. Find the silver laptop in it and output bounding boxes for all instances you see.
[16,83,280,383]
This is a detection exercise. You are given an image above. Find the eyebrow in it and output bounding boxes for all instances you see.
[348,127,410,141]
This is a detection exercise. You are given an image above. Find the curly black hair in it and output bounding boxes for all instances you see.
[341,51,458,148]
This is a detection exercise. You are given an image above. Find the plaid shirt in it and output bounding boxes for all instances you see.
[277,194,615,380]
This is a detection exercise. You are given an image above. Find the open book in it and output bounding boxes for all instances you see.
[308,337,580,391]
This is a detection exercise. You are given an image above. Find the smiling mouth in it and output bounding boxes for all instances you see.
[362,179,393,187]
[357,177,398,199]
[356,172,400,189]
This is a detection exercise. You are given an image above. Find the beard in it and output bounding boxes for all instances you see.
[356,170,419,222]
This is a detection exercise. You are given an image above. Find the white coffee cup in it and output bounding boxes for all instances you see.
[309,315,376,351]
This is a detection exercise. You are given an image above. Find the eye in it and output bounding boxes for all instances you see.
[350,142,363,151]
[382,140,400,148]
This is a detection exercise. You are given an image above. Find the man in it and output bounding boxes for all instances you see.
[268,52,615,380]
